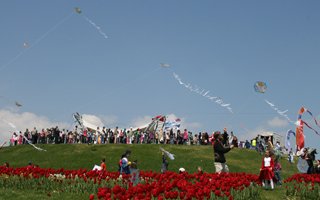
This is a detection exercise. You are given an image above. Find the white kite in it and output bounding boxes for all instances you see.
[3,120,46,151]
[160,147,175,160]
[160,63,171,68]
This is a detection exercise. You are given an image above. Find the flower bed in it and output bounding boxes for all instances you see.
[284,174,320,200]
[95,172,261,200]
[0,166,261,199]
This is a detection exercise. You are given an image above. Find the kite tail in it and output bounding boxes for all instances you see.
[306,110,320,129]
[302,120,320,136]
[22,135,47,151]
[297,107,320,137]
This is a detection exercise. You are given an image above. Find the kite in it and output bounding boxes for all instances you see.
[74,7,82,14]
[0,11,73,73]
[0,96,23,108]
[163,118,181,130]
[285,130,295,150]
[295,107,320,150]
[297,157,309,173]
[3,120,46,151]
[173,72,233,113]
[254,81,267,93]
[15,101,22,107]
[160,147,175,160]
[160,63,170,68]
[23,42,29,48]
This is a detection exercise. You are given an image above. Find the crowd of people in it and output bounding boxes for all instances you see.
[8,125,240,147]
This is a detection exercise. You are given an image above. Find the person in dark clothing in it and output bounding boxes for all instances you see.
[161,152,169,173]
[304,148,317,174]
[222,128,229,146]
[53,126,60,144]
[245,140,251,149]
[213,131,234,173]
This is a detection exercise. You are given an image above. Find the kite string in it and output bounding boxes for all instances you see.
[59,66,162,119]
[0,11,74,73]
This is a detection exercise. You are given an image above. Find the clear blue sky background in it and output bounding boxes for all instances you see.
[0,1,319,157]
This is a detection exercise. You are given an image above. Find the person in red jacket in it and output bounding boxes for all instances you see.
[100,158,107,171]
[259,150,275,189]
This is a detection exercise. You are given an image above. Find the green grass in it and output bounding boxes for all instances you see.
[0,144,299,199]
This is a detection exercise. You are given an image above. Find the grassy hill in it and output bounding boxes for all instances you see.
[0,144,299,199]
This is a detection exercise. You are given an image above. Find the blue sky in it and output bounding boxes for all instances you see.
[0,1,319,156]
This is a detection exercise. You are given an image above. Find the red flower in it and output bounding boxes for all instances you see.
[89,194,94,200]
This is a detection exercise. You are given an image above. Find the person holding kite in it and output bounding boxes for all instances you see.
[213,131,234,173]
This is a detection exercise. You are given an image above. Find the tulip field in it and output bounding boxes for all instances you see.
[1,144,317,199]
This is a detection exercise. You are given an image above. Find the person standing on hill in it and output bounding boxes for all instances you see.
[259,150,275,190]
[213,131,234,173]
[119,150,131,175]
[161,152,169,173]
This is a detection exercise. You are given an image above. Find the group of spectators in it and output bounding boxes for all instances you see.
[9,125,240,147]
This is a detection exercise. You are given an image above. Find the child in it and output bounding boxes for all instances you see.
[161,152,169,173]
[288,149,294,164]
[119,150,131,175]
[100,158,107,171]
[259,150,275,190]
[274,159,282,185]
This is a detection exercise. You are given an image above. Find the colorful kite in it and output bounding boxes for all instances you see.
[254,81,267,93]
[295,107,320,150]
[296,107,320,150]
[164,118,181,130]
